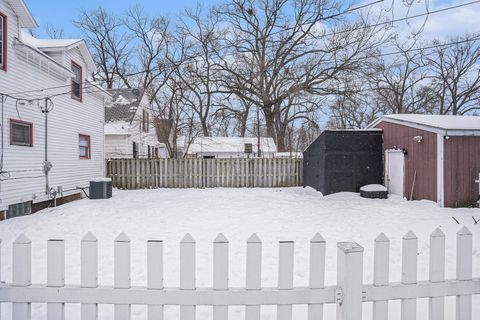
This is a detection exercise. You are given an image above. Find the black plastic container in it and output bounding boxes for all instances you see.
[303,130,383,195]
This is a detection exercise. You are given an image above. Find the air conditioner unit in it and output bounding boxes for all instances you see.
[89,178,112,199]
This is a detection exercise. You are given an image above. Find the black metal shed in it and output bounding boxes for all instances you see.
[303,130,383,195]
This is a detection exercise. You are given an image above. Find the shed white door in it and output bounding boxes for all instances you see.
[386,149,405,196]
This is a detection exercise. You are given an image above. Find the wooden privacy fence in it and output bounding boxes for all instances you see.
[106,158,303,189]
[0,227,479,320]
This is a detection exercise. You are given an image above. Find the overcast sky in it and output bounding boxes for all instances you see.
[25,0,480,40]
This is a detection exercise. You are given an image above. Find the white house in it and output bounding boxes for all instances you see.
[185,137,278,158]
[0,0,110,219]
[105,89,169,159]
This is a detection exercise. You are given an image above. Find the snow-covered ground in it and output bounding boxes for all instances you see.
[0,187,479,319]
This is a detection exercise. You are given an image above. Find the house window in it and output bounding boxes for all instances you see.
[133,142,138,158]
[79,134,91,159]
[71,62,82,101]
[10,119,33,146]
[142,110,149,133]
[0,12,6,71]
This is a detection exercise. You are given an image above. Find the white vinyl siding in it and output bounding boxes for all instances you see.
[0,0,107,210]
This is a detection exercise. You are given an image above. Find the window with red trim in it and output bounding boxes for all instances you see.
[0,12,7,71]
[71,62,82,101]
[79,134,91,159]
[10,119,33,147]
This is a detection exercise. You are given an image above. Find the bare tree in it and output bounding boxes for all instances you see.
[171,5,226,137]
[215,0,389,150]
[426,34,480,115]
[368,37,435,115]
[45,24,65,39]
[74,7,132,88]
[326,74,380,129]
[124,5,172,95]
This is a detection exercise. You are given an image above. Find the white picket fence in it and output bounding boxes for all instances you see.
[0,227,479,320]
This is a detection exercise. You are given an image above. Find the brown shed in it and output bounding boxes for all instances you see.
[369,114,480,208]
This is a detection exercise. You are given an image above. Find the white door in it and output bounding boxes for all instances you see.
[386,149,405,196]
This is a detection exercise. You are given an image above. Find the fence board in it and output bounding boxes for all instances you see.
[181,234,196,320]
[429,228,445,320]
[278,241,294,320]
[47,240,65,320]
[309,233,326,320]
[147,240,164,320]
[213,234,229,320]
[12,234,31,320]
[401,231,418,320]
[246,234,262,320]
[81,233,98,320]
[373,233,389,320]
[456,227,473,320]
[114,233,131,320]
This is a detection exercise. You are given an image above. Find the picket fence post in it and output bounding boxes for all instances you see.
[401,231,418,320]
[278,241,294,320]
[456,226,472,320]
[147,240,164,320]
[308,233,326,320]
[373,233,389,320]
[47,239,65,320]
[81,232,98,320]
[246,234,262,320]
[114,233,131,320]
[12,234,31,320]
[336,242,363,320]
[180,234,196,320]
[429,228,445,320]
[213,234,229,320]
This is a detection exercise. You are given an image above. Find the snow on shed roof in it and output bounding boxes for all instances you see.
[370,114,480,132]
[188,137,277,154]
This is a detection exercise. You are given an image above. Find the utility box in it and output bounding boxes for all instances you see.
[89,178,113,199]
[303,130,383,195]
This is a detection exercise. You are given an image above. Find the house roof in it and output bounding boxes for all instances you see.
[105,89,144,123]
[154,118,173,144]
[369,114,480,133]
[20,31,96,72]
[6,0,38,28]
[188,137,278,154]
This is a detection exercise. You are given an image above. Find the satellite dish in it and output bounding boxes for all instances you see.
[132,89,140,96]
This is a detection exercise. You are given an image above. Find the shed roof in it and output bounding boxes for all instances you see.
[188,137,277,154]
[369,114,480,134]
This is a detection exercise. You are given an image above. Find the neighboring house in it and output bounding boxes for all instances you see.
[105,88,168,159]
[0,0,110,219]
[185,137,277,158]
[368,114,480,207]
[274,152,303,158]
